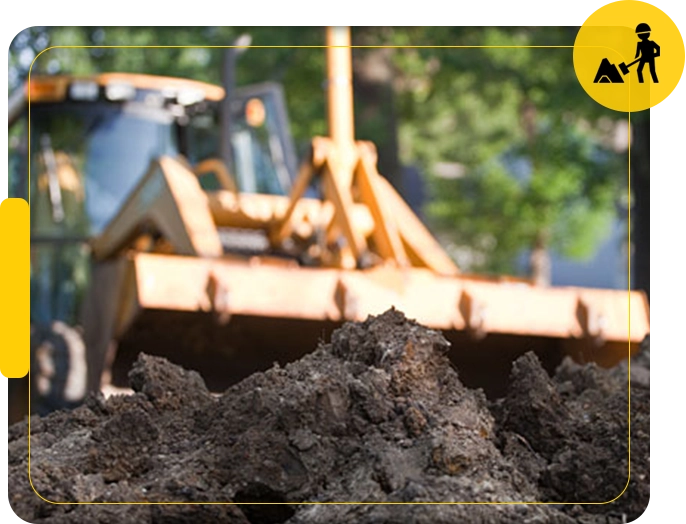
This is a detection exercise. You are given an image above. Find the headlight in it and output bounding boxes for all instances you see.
[68,81,99,101]
[105,82,136,101]
[177,88,205,106]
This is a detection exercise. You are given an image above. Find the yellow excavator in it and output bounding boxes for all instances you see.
[9,28,649,418]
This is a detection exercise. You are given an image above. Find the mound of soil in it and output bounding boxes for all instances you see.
[8,309,649,523]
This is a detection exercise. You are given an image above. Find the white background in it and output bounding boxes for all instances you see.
[2,1,684,522]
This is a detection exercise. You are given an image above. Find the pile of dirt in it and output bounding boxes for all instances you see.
[8,309,649,523]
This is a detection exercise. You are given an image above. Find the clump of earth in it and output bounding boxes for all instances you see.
[8,309,649,523]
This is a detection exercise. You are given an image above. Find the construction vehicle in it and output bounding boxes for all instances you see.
[9,28,649,418]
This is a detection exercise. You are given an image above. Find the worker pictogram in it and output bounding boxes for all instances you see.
[573,1,684,111]
[593,23,660,85]
[633,23,660,83]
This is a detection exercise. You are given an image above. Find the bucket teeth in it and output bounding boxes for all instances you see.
[459,290,488,341]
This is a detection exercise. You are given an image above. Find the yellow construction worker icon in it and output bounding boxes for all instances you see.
[574,1,684,112]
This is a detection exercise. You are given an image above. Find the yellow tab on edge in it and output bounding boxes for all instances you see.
[0,198,29,378]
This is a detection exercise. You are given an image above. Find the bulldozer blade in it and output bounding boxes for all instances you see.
[84,253,650,398]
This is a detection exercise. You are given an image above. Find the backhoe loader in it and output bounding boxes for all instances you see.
[9,28,649,419]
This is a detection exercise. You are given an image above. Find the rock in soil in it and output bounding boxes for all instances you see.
[8,309,649,523]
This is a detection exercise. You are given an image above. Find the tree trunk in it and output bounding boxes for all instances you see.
[520,99,551,287]
[529,232,551,287]
[632,115,650,299]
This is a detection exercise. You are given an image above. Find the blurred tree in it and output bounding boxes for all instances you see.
[631,112,649,298]
[386,27,631,283]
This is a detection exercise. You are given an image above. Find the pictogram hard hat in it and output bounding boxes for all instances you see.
[636,23,651,34]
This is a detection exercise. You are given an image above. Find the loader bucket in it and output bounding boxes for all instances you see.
[83,252,649,397]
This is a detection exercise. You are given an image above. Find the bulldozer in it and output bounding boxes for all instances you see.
[9,28,649,420]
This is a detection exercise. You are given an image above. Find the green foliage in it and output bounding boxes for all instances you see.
[429,162,526,273]
[388,27,626,274]
[426,113,623,274]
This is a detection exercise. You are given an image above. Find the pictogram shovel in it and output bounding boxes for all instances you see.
[619,58,641,75]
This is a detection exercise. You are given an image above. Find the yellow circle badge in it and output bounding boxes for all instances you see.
[574,0,685,112]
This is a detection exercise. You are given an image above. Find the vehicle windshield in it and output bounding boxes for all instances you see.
[30,102,178,236]
[187,84,297,196]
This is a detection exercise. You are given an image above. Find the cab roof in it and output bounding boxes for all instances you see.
[9,73,225,125]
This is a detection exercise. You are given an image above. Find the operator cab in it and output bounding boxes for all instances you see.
[8,74,299,419]
[10,74,297,235]
[9,73,298,324]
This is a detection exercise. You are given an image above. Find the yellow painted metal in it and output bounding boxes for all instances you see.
[120,251,649,362]
[25,73,225,104]
[270,146,318,244]
[265,29,460,273]
[209,191,375,240]
[193,158,238,193]
[91,156,223,260]
[326,27,355,149]
[355,142,408,267]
